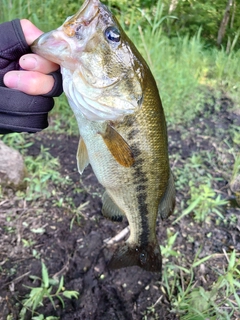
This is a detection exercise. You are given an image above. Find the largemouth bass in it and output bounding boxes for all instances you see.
[32,0,175,272]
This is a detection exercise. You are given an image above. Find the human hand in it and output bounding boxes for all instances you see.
[3,19,61,95]
[0,19,63,133]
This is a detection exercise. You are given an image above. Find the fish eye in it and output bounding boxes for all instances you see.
[140,251,147,264]
[105,26,121,43]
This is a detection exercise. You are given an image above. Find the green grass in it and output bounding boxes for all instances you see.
[0,0,80,31]
[19,261,79,319]
[1,133,69,201]
[131,11,240,124]
[160,246,240,320]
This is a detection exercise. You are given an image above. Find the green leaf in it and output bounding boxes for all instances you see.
[192,254,213,268]
[49,278,59,286]
[173,197,201,224]
[228,250,236,270]
[234,290,240,308]
[32,289,45,311]
[41,262,49,288]
[56,294,65,308]
[62,290,79,299]
[29,275,41,282]
[31,228,46,234]
[56,276,64,294]
[48,293,56,310]
[29,287,43,299]
[32,315,44,320]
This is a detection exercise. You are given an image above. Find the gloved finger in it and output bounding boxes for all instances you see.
[0,87,54,133]
[43,69,63,97]
[0,20,29,58]
[0,19,30,85]
[0,112,50,133]
[0,86,54,113]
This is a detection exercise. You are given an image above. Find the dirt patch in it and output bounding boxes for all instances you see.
[0,92,239,319]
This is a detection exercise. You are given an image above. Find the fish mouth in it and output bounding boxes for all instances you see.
[31,0,101,67]
[64,0,100,31]
[31,30,70,65]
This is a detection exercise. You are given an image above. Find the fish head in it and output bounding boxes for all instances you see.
[31,0,144,121]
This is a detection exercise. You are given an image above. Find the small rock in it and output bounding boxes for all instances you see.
[0,140,27,190]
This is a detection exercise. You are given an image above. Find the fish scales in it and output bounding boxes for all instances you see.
[31,0,175,272]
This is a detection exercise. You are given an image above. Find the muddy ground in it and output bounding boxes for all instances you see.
[0,92,239,319]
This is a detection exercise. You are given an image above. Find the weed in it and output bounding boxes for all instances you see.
[188,182,227,223]
[32,315,59,320]
[172,150,228,224]
[1,135,70,201]
[22,239,36,247]
[23,146,69,201]
[70,201,89,230]
[160,228,179,259]
[19,261,79,319]
[174,181,228,224]
[161,250,240,319]
[2,133,33,151]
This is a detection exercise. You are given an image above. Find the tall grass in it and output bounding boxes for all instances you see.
[0,0,80,31]
[125,3,240,123]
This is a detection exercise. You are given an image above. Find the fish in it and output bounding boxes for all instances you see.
[31,0,175,272]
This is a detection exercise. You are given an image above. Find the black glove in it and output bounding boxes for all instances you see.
[0,19,63,134]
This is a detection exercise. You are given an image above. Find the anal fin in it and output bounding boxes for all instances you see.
[102,191,125,222]
[158,171,175,219]
[77,137,89,174]
[99,125,134,167]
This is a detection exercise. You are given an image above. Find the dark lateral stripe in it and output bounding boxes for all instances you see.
[134,158,144,166]
[135,185,147,192]
[131,142,142,158]
[127,128,140,140]
[124,116,135,127]
[136,192,149,245]
[131,142,150,246]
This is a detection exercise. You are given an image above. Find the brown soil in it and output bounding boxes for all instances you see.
[0,92,239,319]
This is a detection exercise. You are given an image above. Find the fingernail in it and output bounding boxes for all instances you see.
[3,73,20,89]
[20,56,37,70]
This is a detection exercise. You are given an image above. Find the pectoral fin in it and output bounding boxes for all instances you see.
[158,171,175,219]
[100,125,134,167]
[102,191,125,222]
[76,137,89,174]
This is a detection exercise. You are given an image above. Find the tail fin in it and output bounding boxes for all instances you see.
[108,242,162,272]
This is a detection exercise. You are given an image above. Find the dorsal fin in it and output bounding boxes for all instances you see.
[76,137,89,174]
[99,125,135,167]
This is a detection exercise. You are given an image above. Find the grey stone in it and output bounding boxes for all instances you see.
[0,140,27,190]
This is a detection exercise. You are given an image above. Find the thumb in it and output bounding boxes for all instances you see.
[20,19,43,45]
